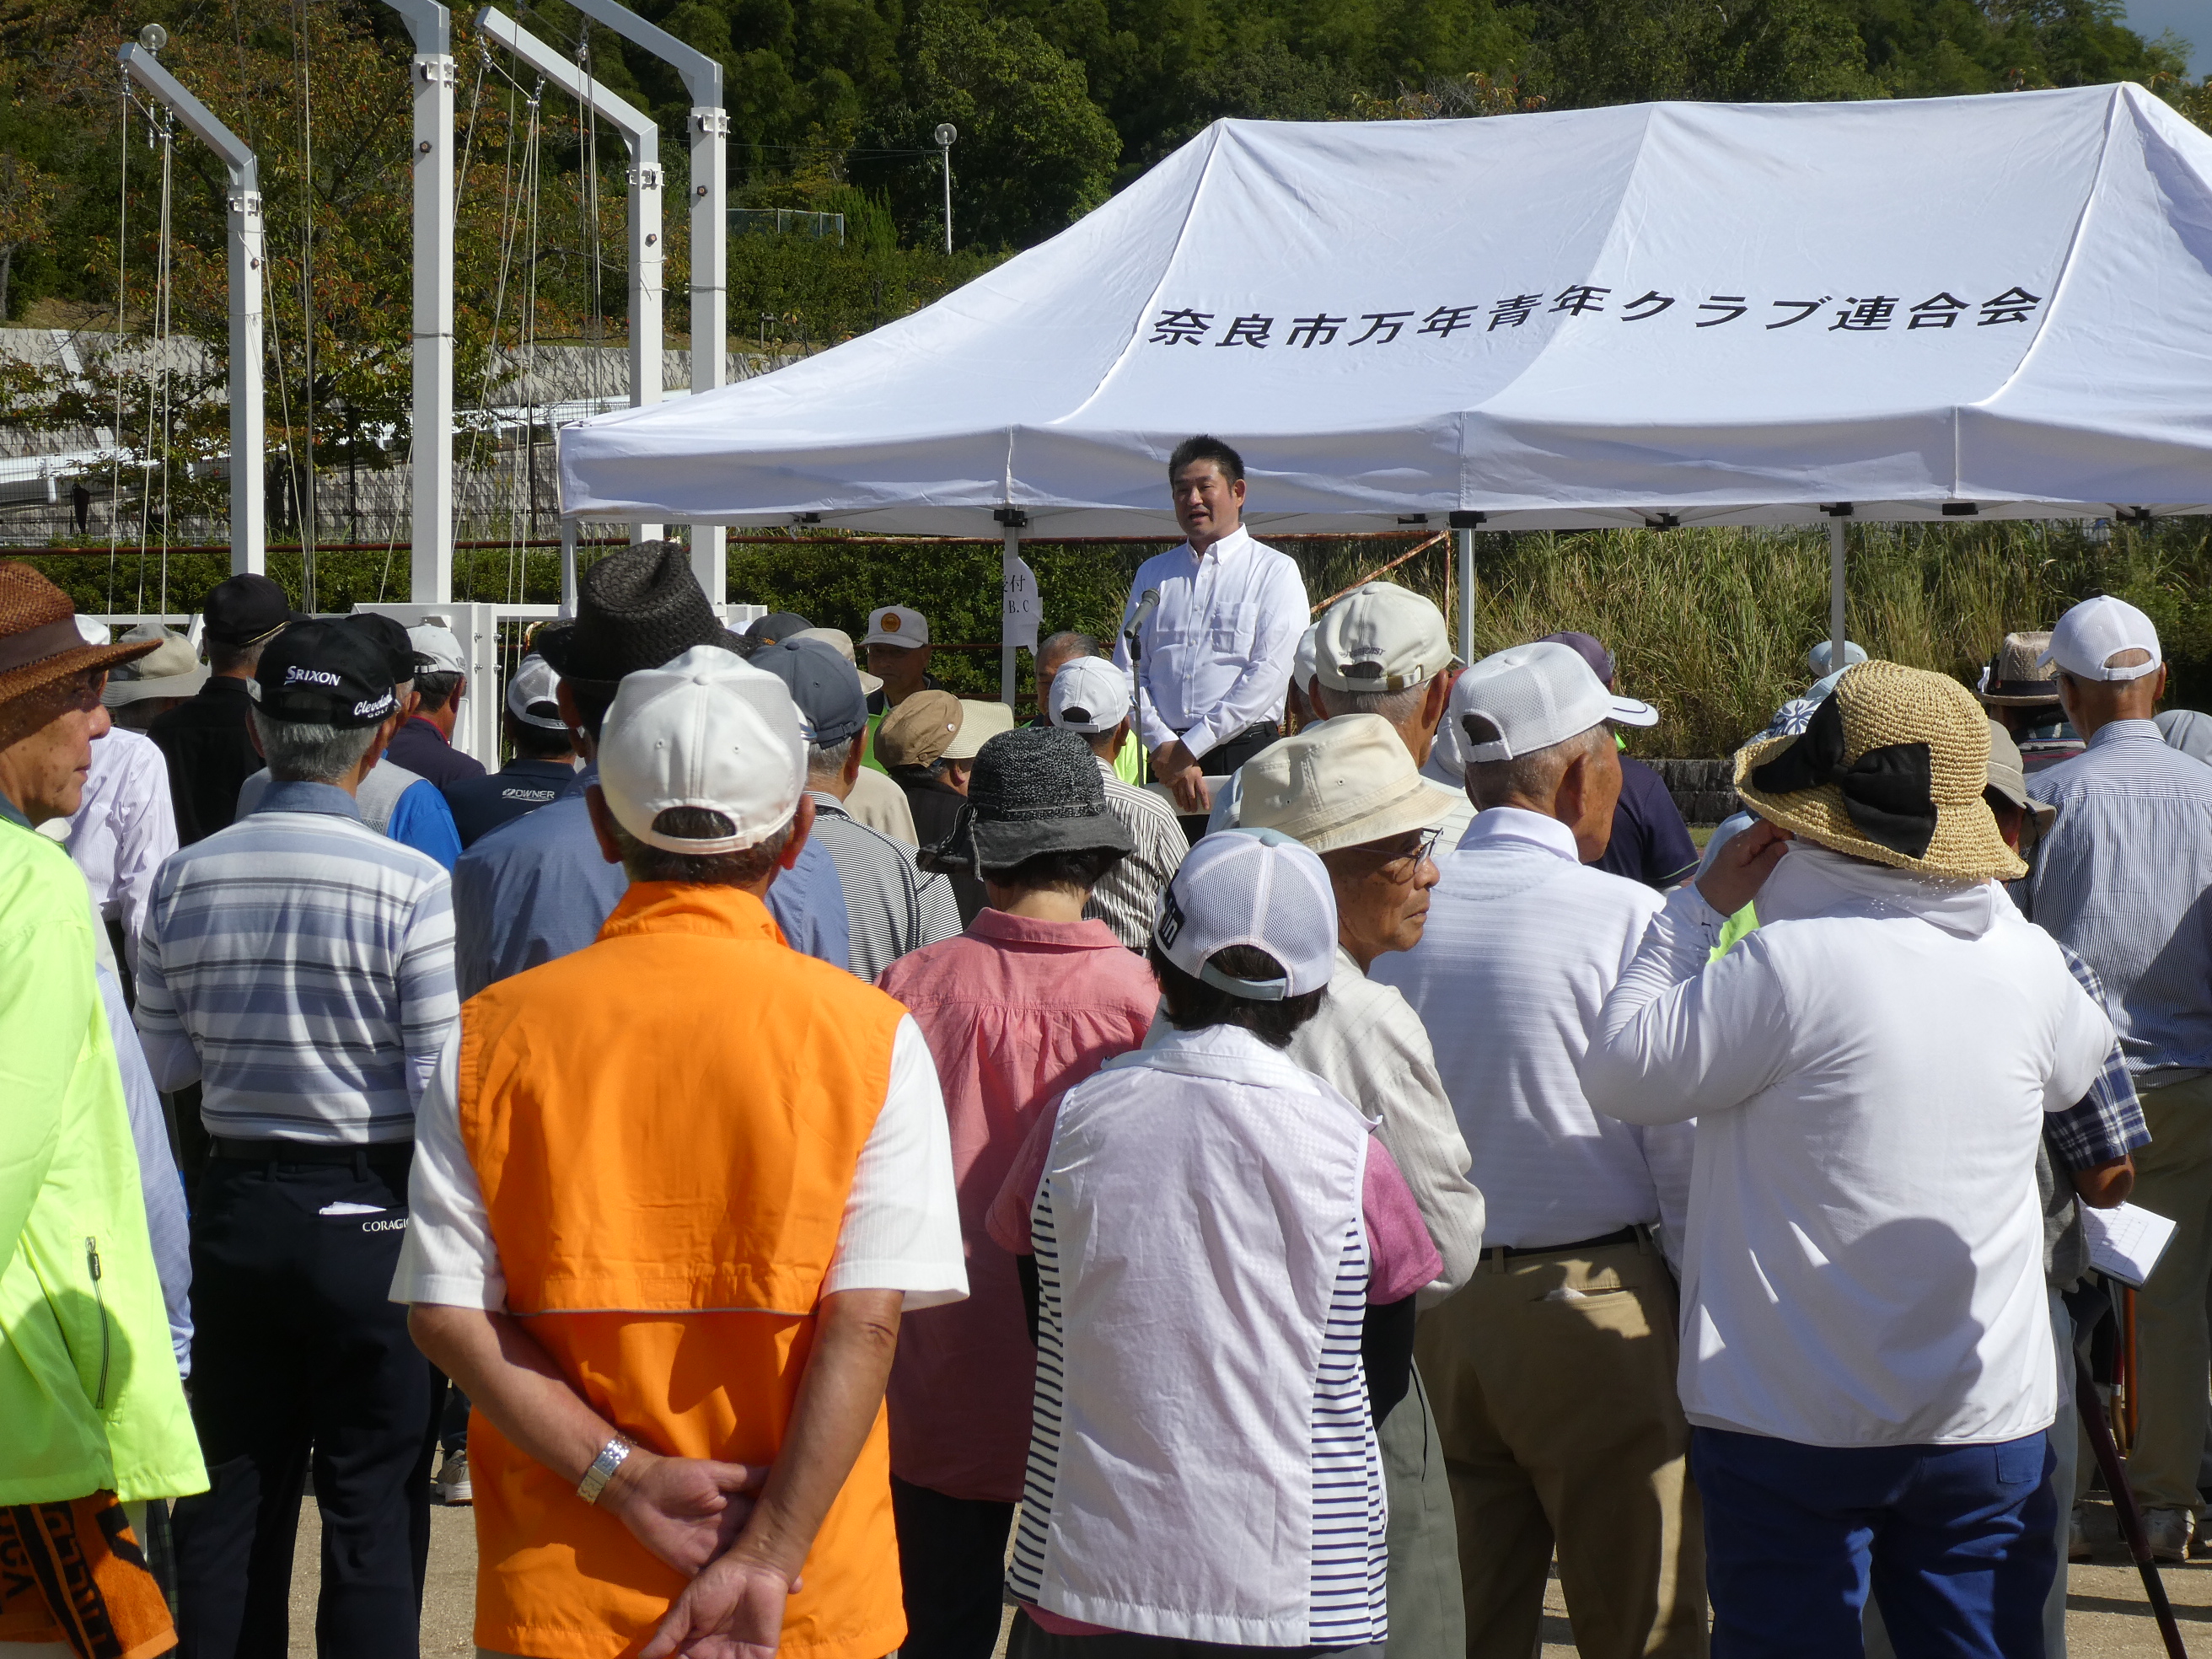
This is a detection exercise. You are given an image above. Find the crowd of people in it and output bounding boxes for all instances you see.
[3,431,2205,1659]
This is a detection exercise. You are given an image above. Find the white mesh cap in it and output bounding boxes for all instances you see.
[1048,656,1132,734]
[2041,595,2162,682]
[598,646,807,854]
[1154,828,1337,1001]
[504,654,565,730]
[1449,641,1656,763]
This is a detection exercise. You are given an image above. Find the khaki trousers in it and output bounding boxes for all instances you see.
[2120,1074,2212,1512]
[1380,1361,1466,1658]
[1415,1237,1707,1659]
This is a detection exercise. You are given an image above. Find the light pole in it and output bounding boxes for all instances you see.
[935,122,955,255]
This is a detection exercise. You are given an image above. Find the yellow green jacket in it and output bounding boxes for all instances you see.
[0,809,205,1503]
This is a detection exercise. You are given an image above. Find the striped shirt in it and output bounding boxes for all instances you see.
[1083,755,1186,951]
[134,781,459,1145]
[807,792,961,983]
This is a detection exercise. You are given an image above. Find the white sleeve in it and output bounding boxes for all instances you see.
[389,1029,507,1311]
[115,745,179,980]
[1187,554,1309,760]
[822,1014,969,1309]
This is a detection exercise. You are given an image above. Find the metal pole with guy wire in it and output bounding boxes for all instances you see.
[379,0,454,603]
[561,0,726,604]
[937,123,955,255]
[477,5,663,546]
[119,29,265,577]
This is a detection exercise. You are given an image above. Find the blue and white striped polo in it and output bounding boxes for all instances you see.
[136,780,459,1145]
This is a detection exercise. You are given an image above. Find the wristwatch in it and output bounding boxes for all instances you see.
[577,1435,635,1505]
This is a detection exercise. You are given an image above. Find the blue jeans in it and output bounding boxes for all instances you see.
[1691,1425,2055,1659]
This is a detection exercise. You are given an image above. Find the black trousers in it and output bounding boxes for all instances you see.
[1195,721,1280,779]
[892,1475,1017,1659]
[173,1150,441,1659]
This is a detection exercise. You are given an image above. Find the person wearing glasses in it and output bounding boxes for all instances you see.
[1372,641,1705,1659]
[1238,714,1486,1659]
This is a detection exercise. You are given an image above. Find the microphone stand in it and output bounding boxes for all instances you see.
[1125,620,1150,787]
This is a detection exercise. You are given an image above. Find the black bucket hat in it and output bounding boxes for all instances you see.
[920,725,1135,877]
[536,541,727,684]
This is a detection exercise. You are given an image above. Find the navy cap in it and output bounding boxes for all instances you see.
[744,610,815,647]
[749,636,867,748]
[203,573,303,647]
[251,620,400,727]
[344,614,418,686]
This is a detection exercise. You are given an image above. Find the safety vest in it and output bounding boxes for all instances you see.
[456,881,907,1659]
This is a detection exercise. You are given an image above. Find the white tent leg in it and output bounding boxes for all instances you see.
[1001,524,1020,706]
[1455,525,1475,664]
[560,521,579,616]
[1828,518,1847,667]
[688,106,727,604]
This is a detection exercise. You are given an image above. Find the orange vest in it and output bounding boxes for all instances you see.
[457,883,909,1659]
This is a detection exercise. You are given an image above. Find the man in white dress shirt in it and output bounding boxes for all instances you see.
[1372,641,1705,1659]
[1114,435,1309,811]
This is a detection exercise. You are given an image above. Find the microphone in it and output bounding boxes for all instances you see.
[1126,588,1161,641]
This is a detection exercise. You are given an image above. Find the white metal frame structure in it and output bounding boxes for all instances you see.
[477,6,663,547]
[563,0,726,604]
[379,0,456,604]
[118,41,265,577]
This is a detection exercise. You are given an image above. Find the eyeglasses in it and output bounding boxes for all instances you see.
[1372,824,1444,884]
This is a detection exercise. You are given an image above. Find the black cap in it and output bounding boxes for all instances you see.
[750,637,867,747]
[535,541,730,683]
[744,610,814,647]
[203,573,302,647]
[251,620,400,727]
[344,614,419,686]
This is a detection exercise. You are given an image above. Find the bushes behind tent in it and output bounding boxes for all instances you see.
[19,518,2212,756]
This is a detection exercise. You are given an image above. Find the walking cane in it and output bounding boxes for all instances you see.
[2076,1350,2190,1658]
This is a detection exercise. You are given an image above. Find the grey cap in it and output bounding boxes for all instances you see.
[920,725,1134,877]
[749,636,868,748]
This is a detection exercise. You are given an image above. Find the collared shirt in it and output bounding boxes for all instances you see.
[384,715,486,787]
[1372,807,1693,1253]
[134,781,459,1145]
[59,727,176,977]
[1582,846,2113,1447]
[450,762,849,998]
[98,964,192,1377]
[1286,946,1486,1298]
[891,766,987,925]
[148,674,260,845]
[443,757,575,849]
[875,910,1158,1503]
[1594,754,1699,889]
[1112,526,1310,760]
[1083,754,1186,950]
[844,764,917,846]
[805,791,960,983]
[2027,717,2212,1080]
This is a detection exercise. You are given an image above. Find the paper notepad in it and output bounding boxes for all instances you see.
[2083,1202,2177,1289]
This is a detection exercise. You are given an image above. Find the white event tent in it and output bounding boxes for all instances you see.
[559,83,2212,662]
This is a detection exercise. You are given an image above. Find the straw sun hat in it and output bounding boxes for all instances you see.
[1733,659,2025,883]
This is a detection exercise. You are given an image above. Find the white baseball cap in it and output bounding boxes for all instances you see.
[943,698,1017,761]
[504,654,565,730]
[1239,713,1459,854]
[409,623,468,677]
[2041,596,2162,682]
[1450,641,1656,763]
[862,605,931,648]
[1049,657,1132,734]
[597,646,807,854]
[1154,828,1337,1001]
[1314,582,1450,693]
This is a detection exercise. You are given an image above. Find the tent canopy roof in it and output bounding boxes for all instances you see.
[560,85,2212,535]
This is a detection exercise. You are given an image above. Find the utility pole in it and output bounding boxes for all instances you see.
[562,0,726,604]
[379,0,454,604]
[120,31,265,577]
[936,123,956,255]
[478,5,663,545]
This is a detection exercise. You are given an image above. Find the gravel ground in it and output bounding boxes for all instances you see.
[282,1494,2208,1656]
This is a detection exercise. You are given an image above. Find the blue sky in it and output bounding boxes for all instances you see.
[2123,0,2206,75]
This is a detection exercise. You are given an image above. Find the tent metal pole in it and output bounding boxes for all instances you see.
[380,0,454,604]
[560,520,579,616]
[1828,517,1847,668]
[1001,523,1019,706]
[1454,525,1475,663]
[118,42,264,577]
[560,0,725,600]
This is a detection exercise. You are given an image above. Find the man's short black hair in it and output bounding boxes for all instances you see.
[415,670,464,714]
[1147,940,1321,1050]
[1168,434,1244,486]
[505,708,574,760]
[981,846,1125,892]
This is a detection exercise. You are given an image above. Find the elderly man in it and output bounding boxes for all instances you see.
[440,655,577,849]
[0,564,203,1659]
[875,726,1154,1658]
[758,636,960,981]
[2024,595,2212,1560]
[1978,630,2083,772]
[1310,582,1466,846]
[1034,631,1141,783]
[103,623,207,730]
[1540,632,1699,890]
[860,604,943,771]
[149,571,297,843]
[789,626,918,843]
[450,544,848,997]
[1115,436,1310,811]
[399,647,965,1659]
[1240,712,1487,1659]
[384,623,486,786]
[55,623,177,987]
[1583,662,2113,1656]
[1372,641,1704,1659]
[1045,655,1184,949]
[135,619,459,1656]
